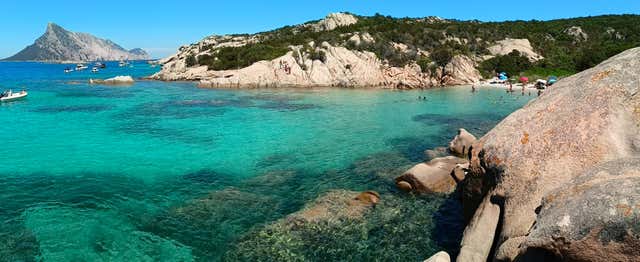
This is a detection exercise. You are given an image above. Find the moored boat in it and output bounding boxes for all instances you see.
[92,67,99,73]
[76,63,88,70]
[0,90,28,102]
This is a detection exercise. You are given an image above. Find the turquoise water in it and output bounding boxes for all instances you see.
[0,62,534,261]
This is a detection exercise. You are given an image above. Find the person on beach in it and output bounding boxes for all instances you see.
[471,85,476,92]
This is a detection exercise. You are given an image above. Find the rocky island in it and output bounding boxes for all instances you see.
[3,23,150,62]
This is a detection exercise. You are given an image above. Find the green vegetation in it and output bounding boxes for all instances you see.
[198,44,289,70]
[185,54,197,67]
[416,56,432,73]
[479,50,532,78]
[191,14,640,76]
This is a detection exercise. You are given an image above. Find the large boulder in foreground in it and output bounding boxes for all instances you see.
[395,156,467,193]
[520,158,640,261]
[463,47,640,260]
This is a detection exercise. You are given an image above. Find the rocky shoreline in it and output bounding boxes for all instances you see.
[150,42,483,89]
[417,47,640,261]
[230,46,640,261]
[149,12,552,90]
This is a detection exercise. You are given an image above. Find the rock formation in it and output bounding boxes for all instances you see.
[457,194,501,262]
[153,41,481,88]
[564,26,589,42]
[424,251,451,262]
[395,156,468,193]
[487,38,543,61]
[521,158,640,261]
[459,47,640,261]
[448,128,477,157]
[306,13,358,32]
[89,75,135,85]
[396,130,477,194]
[4,23,149,62]
[150,12,486,89]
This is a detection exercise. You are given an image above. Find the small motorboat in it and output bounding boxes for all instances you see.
[92,67,99,73]
[95,62,106,68]
[76,63,88,71]
[118,60,129,67]
[0,90,28,102]
[64,67,73,73]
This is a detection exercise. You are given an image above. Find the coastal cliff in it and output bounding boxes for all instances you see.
[151,13,482,88]
[152,41,480,88]
[151,13,640,89]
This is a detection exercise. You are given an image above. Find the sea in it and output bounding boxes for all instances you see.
[0,61,534,261]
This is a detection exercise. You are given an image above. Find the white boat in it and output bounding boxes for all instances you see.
[76,63,88,70]
[0,90,28,102]
[92,67,99,73]
[118,60,129,67]
[64,67,73,73]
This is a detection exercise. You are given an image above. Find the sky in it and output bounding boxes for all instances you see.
[1,0,639,59]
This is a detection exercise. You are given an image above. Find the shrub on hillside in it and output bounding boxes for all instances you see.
[480,50,532,78]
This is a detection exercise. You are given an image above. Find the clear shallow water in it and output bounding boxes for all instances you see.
[0,62,534,261]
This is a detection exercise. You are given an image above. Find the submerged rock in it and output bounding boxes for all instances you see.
[291,190,379,223]
[225,189,455,261]
[395,156,467,193]
[425,147,449,161]
[424,251,451,262]
[461,47,640,261]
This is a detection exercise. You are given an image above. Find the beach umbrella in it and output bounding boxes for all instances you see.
[548,76,558,85]
[499,75,508,81]
[519,77,529,83]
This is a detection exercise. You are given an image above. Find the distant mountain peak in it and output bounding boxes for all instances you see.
[3,23,149,61]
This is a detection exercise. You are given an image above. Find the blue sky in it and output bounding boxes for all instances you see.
[2,0,639,59]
